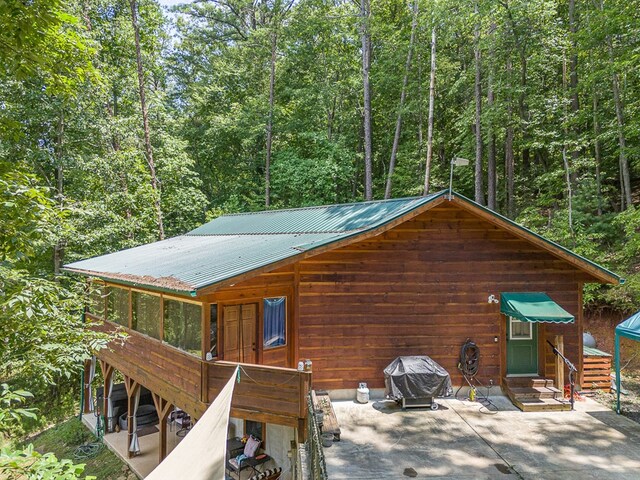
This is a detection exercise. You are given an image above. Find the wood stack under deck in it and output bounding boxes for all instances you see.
[503,377,570,412]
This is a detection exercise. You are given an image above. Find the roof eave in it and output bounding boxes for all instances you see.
[62,267,199,297]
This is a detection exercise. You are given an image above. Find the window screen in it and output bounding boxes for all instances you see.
[89,283,105,318]
[209,304,218,358]
[132,291,161,340]
[106,286,129,327]
[263,297,286,349]
[163,299,202,356]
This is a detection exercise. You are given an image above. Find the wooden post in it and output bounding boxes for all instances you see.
[99,360,114,433]
[124,376,140,458]
[554,335,565,391]
[152,393,173,463]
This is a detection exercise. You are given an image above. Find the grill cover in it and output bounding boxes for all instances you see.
[384,356,452,400]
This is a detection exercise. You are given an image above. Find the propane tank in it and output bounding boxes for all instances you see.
[356,382,370,404]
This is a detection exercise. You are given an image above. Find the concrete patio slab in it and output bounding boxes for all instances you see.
[325,396,640,479]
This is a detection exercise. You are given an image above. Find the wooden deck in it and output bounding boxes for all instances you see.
[89,316,311,429]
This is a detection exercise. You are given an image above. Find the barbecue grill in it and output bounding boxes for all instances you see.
[384,355,452,410]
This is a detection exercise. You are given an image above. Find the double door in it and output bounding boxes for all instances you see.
[223,303,257,363]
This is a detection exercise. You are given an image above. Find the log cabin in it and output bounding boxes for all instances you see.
[64,190,622,472]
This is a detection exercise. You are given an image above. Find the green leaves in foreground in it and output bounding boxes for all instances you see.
[0,445,94,480]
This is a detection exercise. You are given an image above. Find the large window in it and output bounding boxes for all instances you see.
[163,299,202,356]
[263,297,286,349]
[106,286,129,327]
[209,304,218,359]
[132,291,161,340]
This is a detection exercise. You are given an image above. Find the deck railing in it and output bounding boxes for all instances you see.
[88,316,311,427]
[305,394,329,480]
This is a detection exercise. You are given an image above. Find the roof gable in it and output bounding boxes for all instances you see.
[63,190,622,294]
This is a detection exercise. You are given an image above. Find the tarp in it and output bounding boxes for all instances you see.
[146,367,238,480]
[384,356,452,400]
[500,292,574,324]
[615,311,640,413]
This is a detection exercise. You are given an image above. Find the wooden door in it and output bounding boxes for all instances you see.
[223,305,240,362]
[506,317,538,375]
[241,304,257,364]
[223,303,257,363]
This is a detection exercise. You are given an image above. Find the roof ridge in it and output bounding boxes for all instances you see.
[215,194,433,219]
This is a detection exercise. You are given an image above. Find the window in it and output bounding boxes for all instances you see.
[245,420,265,443]
[263,297,286,349]
[510,317,532,340]
[89,283,105,318]
[132,291,161,340]
[106,286,129,327]
[209,304,218,358]
[163,299,202,356]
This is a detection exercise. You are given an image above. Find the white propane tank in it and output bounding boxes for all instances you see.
[356,382,370,404]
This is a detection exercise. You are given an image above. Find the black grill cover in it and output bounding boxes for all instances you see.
[384,356,452,400]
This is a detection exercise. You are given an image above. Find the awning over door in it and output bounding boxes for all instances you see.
[500,292,575,324]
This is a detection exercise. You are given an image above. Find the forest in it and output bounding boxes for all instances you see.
[1,0,639,476]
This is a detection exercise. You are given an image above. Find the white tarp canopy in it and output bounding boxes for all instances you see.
[146,366,237,480]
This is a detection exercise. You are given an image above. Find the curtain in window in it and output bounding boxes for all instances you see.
[263,297,285,348]
[129,387,141,455]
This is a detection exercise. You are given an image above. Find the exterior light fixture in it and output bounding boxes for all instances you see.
[448,157,470,199]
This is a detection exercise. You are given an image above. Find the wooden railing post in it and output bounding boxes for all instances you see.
[152,393,173,463]
[554,335,565,391]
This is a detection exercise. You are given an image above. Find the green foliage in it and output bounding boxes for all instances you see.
[0,444,93,480]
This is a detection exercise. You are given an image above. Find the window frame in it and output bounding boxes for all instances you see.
[262,296,287,350]
[509,316,533,340]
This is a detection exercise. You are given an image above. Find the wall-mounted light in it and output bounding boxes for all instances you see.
[488,294,499,304]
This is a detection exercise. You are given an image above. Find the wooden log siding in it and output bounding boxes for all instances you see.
[88,315,310,426]
[207,361,311,427]
[297,205,591,391]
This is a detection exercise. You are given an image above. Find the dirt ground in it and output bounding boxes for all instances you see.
[592,370,640,424]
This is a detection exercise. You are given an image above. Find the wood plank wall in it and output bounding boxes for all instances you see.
[296,204,594,391]
[203,266,295,368]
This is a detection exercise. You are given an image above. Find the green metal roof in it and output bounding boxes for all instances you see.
[64,192,445,294]
[500,292,575,324]
[583,346,611,357]
[64,190,622,295]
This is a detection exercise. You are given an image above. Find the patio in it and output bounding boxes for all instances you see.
[82,412,184,478]
[324,395,640,479]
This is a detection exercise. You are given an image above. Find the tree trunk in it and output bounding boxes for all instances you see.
[130,0,164,239]
[505,56,515,218]
[53,113,65,278]
[360,0,373,200]
[384,0,418,199]
[568,0,580,165]
[609,45,632,209]
[487,50,496,211]
[265,31,277,208]
[592,92,603,216]
[473,1,484,204]
[423,27,437,195]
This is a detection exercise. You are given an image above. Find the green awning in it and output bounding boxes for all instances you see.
[500,292,574,324]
